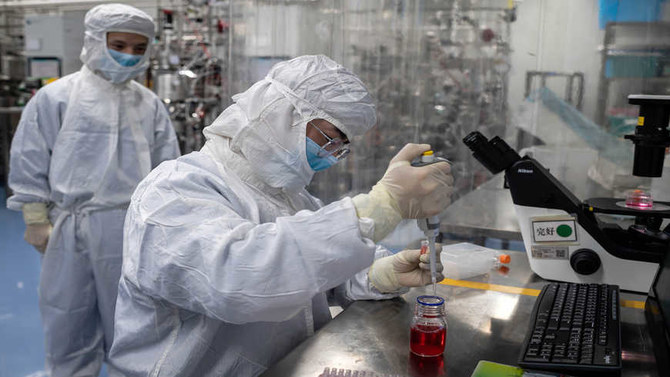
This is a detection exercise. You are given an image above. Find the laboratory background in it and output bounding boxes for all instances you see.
[1,0,670,377]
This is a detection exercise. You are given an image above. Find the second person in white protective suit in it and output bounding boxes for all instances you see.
[6,4,180,376]
[109,55,453,376]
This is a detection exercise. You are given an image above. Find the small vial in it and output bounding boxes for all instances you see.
[410,295,447,357]
[625,189,653,209]
[420,239,429,255]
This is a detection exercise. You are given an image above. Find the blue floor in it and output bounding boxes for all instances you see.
[0,187,109,377]
[0,187,46,377]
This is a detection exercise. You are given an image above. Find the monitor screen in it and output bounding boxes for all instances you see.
[28,57,61,78]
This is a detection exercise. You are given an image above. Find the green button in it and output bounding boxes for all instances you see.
[557,224,572,237]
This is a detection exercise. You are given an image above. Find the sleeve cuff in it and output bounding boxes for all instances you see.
[22,202,50,224]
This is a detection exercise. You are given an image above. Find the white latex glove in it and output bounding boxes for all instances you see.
[22,202,52,254]
[352,143,453,242]
[368,248,444,293]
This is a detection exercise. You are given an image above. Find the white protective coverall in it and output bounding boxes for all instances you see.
[108,55,402,376]
[6,4,180,376]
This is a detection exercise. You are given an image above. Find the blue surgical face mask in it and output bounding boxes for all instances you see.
[306,137,338,171]
[108,49,143,67]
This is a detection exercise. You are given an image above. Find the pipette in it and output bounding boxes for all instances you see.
[418,216,440,295]
[412,150,450,296]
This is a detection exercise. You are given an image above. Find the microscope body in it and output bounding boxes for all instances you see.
[507,156,666,292]
[463,94,670,293]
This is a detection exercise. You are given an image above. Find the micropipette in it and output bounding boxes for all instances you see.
[412,150,450,295]
[418,216,440,295]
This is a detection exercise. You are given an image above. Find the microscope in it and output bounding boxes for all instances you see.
[463,94,670,293]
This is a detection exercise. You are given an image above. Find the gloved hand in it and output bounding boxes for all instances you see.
[25,224,52,253]
[368,247,444,293]
[352,143,453,242]
[22,202,52,254]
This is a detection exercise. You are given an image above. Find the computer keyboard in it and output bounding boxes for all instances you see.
[519,282,621,376]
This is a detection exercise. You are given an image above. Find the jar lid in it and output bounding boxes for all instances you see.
[416,295,444,306]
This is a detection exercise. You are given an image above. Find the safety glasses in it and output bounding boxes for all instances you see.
[309,121,350,160]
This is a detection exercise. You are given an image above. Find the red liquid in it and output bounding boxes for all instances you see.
[410,324,446,357]
[408,352,445,377]
[625,190,653,208]
[626,198,653,208]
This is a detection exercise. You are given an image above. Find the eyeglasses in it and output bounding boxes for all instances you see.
[309,121,350,160]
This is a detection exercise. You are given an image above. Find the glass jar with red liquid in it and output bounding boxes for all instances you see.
[409,295,447,357]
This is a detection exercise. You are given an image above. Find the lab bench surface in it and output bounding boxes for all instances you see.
[261,250,659,377]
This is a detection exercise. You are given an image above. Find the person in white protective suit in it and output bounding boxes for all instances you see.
[6,4,180,376]
[108,55,453,376]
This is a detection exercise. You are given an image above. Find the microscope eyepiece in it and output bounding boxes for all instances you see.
[463,131,521,174]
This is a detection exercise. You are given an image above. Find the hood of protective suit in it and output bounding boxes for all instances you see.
[203,55,377,191]
[80,3,155,84]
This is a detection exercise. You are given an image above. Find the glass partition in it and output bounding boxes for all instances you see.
[155,0,670,244]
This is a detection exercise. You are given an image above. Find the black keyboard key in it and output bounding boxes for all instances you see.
[594,347,619,366]
[553,346,566,358]
[537,284,557,316]
[551,357,570,363]
[554,330,569,345]
[598,333,607,345]
[524,355,551,362]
